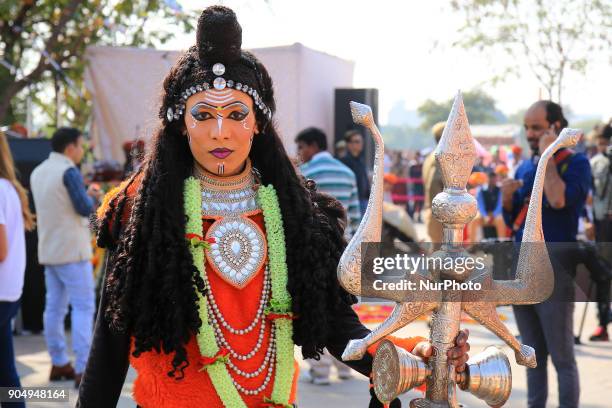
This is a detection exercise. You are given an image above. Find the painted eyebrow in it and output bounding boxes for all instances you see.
[192,101,250,111]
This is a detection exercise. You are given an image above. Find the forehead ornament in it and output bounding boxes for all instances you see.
[213,77,227,90]
[166,61,271,123]
[212,63,226,76]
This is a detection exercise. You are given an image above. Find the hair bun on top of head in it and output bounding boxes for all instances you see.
[163,5,273,124]
[196,5,242,66]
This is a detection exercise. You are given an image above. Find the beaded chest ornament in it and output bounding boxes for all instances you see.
[184,172,294,407]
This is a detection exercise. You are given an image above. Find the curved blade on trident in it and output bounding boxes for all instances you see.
[337,91,583,407]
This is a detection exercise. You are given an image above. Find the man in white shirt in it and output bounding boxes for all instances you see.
[30,127,100,388]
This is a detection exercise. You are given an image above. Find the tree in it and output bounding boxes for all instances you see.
[0,0,196,128]
[507,108,527,125]
[451,0,612,104]
[380,125,432,151]
[417,89,505,131]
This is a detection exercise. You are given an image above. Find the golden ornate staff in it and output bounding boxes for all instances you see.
[338,92,582,407]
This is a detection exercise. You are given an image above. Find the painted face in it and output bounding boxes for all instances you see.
[184,89,257,176]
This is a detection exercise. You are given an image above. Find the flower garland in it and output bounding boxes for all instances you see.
[184,177,295,407]
[257,185,295,404]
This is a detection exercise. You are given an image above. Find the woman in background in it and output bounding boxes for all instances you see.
[0,131,35,408]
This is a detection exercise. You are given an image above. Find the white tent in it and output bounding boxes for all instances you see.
[84,43,354,163]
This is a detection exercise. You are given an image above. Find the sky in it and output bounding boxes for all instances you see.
[168,0,612,126]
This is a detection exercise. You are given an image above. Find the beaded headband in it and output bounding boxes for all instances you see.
[166,62,272,123]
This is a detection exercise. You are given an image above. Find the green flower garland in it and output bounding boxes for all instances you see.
[184,177,295,407]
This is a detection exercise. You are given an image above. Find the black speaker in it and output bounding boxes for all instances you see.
[8,137,52,333]
[8,137,52,189]
[334,88,378,168]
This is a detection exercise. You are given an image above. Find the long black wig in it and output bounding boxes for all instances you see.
[96,5,354,379]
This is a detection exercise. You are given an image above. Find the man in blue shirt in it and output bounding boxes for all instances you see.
[295,127,360,384]
[502,101,590,408]
[296,127,361,237]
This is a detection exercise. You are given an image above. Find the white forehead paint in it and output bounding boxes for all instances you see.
[203,89,234,105]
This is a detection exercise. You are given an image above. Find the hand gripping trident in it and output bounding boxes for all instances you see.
[337,92,582,407]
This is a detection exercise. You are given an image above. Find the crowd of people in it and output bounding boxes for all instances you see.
[292,101,612,408]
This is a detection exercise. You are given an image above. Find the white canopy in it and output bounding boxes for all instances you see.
[84,43,354,163]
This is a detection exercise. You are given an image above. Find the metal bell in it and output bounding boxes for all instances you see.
[372,340,431,404]
[457,346,512,408]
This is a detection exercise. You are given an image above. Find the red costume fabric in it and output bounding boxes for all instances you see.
[129,212,299,407]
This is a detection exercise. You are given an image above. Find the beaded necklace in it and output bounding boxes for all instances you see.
[184,173,295,407]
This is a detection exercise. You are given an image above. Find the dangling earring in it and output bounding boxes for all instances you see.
[217,163,225,175]
[252,166,262,191]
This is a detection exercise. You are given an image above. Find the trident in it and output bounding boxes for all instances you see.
[337,92,582,407]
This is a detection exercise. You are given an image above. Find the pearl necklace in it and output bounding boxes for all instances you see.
[186,175,295,406]
[204,262,278,388]
[228,334,276,379]
[207,297,269,361]
[232,345,276,396]
[205,265,271,335]
[199,173,276,381]
[203,269,272,361]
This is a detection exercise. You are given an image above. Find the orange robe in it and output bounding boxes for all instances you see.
[130,212,299,407]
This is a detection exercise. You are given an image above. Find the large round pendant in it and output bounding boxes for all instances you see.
[205,217,267,288]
